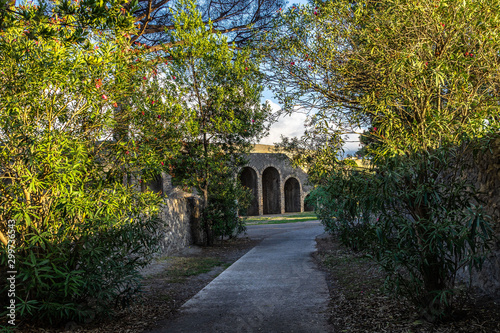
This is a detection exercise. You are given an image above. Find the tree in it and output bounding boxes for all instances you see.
[126,0,286,48]
[0,0,273,325]
[165,0,271,245]
[0,1,182,325]
[257,2,365,174]
[261,0,500,319]
[263,0,500,150]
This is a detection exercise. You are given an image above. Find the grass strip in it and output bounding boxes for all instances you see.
[245,212,318,225]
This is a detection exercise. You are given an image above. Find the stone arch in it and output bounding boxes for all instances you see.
[262,166,281,214]
[304,192,314,211]
[239,166,259,216]
[284,177,301,213]
[142,173,163,195]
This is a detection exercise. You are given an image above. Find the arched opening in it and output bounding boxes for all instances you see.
[239,167,259,216]
[262,167,281,214]
[142,173,163,195]
[304,193,314,212]
[284,177,301,213]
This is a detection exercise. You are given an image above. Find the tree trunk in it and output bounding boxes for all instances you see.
[202,187,213,246]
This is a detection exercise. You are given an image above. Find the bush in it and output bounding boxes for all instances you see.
[204,175,252,242]
[0,5,168,326]
[373,147,492,319]
[309,165,379,251]
[0,136,163,325]
[313,146,493,320]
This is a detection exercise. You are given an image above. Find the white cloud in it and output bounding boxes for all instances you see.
[259,100,307,145]
[259,100,362,156]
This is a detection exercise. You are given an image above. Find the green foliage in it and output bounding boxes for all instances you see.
[309,165,379,251]
[310,144,492,319]
[0,0,272,326]
[262,0,500,145]
[164,0,272,245]
[372,147,492,319]
[273,130,343,185]
[350,0,500,153]
[259,1,365,137]
[262,0,500,320]
[204,174,251,241]
[0,2,173,325]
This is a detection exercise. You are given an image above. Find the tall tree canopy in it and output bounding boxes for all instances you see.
[166,0,271,244]
[127,0,287,47]
[261,0,500,319]
[0,0,172,324]
[0,0,272,324]
[262,0,500,154]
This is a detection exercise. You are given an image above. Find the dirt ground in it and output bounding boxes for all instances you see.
[313,233,500,333]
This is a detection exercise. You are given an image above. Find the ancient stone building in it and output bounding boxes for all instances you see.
[238,145,313,216]
[140,144,314,254]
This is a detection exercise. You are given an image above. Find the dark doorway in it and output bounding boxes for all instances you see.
[239,167,259,216]
[262,167,281,214]
[142,173,163,195]
[284,177,301,213]
[304,193,314,212]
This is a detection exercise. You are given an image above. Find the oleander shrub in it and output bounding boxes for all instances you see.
[0,3,171,325]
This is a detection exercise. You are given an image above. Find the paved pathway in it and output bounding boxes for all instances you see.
[147,221,331,333]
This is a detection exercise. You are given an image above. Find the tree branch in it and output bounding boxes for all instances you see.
[131,0,154,43]
[0,230,7,246]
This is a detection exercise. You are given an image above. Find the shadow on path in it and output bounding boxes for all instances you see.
[146,221,331,333]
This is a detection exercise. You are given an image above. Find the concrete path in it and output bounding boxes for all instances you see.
[147,221,331,333]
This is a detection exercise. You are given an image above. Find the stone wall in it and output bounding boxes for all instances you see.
[140,149,313,255]
[136,173,204,256]
[156,187,203,255]
[461,138,500,295]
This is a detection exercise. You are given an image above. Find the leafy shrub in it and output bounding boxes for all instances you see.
[313,146,493,320]
[309,165,379,251]
[0,135,163,325]
[0,5,168,326]
[204,174,252,242]
[372,147,492,319]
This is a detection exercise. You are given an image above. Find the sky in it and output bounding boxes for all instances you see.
[258,96,361,156]
[257,1,361,156]
[259,99,309,145]
[257,0,308,147]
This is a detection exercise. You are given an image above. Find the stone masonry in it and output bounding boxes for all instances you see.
[240,152,313,216]
[143,145,313,255]
[459,138,500,296]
